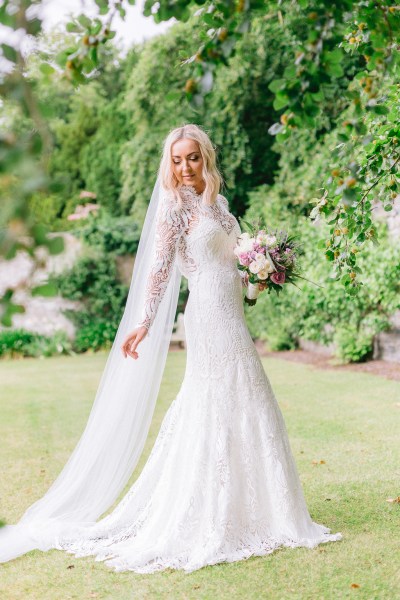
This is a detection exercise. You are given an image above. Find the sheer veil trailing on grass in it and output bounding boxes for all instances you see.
[0,173,182,563]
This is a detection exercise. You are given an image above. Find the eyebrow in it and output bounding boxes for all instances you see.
[172,152,199,158]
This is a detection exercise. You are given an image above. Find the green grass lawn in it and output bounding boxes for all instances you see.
[0,351,399,600]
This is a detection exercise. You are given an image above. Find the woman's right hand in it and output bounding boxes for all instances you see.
[121,326,148,360]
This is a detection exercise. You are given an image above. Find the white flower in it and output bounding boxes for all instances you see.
[235,232,256,254]
[265,258,275,273]
[254,252,266,264]
[249,260,261,274]
[256,232,268,245]
[257,268,269,280]
[249,254,268,274]
[265,234,277,246]
[239,237,256,253]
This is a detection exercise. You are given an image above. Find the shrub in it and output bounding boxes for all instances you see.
[243,185,400,363]
[72,211,141,256]
[54,251,129,353]
[0,329,72,359]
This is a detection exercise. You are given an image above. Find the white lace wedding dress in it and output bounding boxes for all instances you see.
[56,184,342,573]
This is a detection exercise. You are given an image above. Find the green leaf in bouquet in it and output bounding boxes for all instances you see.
[239,218,255,233]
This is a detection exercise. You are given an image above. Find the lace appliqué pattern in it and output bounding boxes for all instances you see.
[59,183,342,573]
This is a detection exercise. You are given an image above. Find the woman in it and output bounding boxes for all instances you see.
[0,124,341,573]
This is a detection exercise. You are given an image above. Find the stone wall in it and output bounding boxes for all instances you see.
[371,195,400,362]
[373,310,400,363]
[373,194,400,240]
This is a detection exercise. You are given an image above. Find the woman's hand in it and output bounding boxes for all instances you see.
[121,326,148,360]
[239,271,249,288]
[240,272,266,292]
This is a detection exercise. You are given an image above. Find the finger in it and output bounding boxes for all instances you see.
[130,335,143,354]
[126,338,140,358]
[127,349,138,359]
[124,339,135,358]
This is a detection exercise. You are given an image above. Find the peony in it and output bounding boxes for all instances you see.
[235,232,256,254]
[270,271,286,285]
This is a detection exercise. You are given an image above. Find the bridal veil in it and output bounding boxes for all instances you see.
[0,173,182,562]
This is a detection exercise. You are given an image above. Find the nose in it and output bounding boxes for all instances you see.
[182,159,192,172]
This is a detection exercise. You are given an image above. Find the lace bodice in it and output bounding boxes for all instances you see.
[136,185,241,332]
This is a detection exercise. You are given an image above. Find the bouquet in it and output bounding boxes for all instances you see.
[234,221,302,306]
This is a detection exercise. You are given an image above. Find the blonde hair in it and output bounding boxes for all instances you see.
[159,124,223,207]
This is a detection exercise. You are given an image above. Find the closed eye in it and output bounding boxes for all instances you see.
[172,155,199,164]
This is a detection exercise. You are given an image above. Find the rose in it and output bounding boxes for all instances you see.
[270,271,286,285]
[257,267,269,280]
[249,253,268,274]
[255,252,266,264]
[238,252,252,266]
[264,257,275,273]
[256,259,274,279]
[249,260,262,274]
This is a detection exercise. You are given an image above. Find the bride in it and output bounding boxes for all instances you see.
[0,124,341,573]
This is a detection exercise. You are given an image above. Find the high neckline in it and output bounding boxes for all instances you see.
[180,184,204,198]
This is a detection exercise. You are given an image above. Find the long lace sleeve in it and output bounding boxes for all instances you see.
[136,195,183,334]
[218,193,248,287]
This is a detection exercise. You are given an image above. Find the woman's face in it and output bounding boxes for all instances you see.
[171,138,205,193]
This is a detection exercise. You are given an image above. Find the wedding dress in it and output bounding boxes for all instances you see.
[44,183,341,573]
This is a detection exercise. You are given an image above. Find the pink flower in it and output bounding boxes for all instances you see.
[79,190,97,200]
[270,271,286,285]
[67,203,99,221]
[239,253,252,266]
